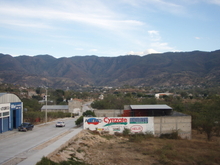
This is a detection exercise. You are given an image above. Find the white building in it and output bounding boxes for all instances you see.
[155,93,173,99]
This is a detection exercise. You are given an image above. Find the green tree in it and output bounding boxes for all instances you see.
[56,97,65,105]
[75,116,84,126]
[83,110,96,117]
[193,99,220,141]
[180,91,188,99]
[36,87,41,94]
[22,98,42,111]
[32,95,42,101]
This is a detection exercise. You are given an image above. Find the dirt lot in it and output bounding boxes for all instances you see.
[49,130,220,165]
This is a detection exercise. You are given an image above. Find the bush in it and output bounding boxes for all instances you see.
[83,110,96,117]
[129,133,146,142]
[36,156,89,165]
[129,131,154,142]
[75,116,84,126]
[144,131,154,138]
[160,130,180,139]
[123,128,131,136]
[36,157,58,165]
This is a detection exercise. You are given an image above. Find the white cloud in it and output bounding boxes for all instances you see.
[206,0,220,5]
[89,49,98,52]
[75,48,83,51]
[0,19,52,29]
[147,30,175,51]
[195,37,201,39]
[150,42,174,51]
[0,1,144,32]
[121,0,185,15]
[127,49,160,55]
[148,30,161,41]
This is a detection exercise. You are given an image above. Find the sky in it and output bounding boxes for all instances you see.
[0,0,220,58]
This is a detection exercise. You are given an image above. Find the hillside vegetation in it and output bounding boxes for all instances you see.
[0,50,220,88]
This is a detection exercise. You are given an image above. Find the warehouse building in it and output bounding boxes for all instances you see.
[0,93,23,133]
[41,105,69,113]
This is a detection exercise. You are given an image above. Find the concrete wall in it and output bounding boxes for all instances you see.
[94,109,123,117]
[124,105,130,110]
[94,109,191,139]
[154,115,191,139]
[68,99,82,113]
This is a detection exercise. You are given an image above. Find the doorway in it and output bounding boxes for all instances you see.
[13,110,16,129]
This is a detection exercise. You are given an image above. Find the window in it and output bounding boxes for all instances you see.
[3,112,9,116]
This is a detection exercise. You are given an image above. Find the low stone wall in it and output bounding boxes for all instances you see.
[154,115,192,139]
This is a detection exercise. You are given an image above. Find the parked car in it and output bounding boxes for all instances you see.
[18,122,34,132]
[56,121,65,127]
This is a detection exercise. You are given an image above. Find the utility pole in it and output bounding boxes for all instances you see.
[45,88,48,124]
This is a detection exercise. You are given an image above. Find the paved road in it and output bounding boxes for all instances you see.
[0,117,77,165]
[82,101,93,113]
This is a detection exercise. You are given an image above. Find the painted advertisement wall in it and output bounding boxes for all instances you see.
[84,117,154,134]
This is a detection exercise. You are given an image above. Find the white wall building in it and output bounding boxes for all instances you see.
[155,93,173,99]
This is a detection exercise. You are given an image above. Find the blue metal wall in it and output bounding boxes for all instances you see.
[0,118,1,133]
[10,102,22,130]
[2,117,9,132]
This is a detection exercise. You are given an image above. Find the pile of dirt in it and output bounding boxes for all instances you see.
[49,130,159,165]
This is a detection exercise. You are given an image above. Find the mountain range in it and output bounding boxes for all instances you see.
[0,50,220,89]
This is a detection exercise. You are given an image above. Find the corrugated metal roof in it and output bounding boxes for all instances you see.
[0,93,21,104]
[41,105,68,110]
[130,104,172,110]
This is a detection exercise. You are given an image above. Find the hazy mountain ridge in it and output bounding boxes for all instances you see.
[0,50,219,89]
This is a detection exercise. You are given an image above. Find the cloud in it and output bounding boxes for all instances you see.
[126,29,175,56]
[121,0,185,15]
[127,49,160,55]
[148,30,175,51]
[89,49,98,52]
[150,42,174,51]
[75,48,83,51]
[0,0,144,32]
[195,37,201,39]
[206,0,220,5]
[148,30,161,41]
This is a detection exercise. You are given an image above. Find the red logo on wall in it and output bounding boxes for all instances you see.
[130,125,143,133]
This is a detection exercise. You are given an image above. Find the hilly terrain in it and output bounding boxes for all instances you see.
[0,50,220,89]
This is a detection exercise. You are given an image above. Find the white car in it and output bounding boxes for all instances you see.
[56,121,65,127]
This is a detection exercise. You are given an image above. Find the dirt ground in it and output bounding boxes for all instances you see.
[49,130,220,165]
[49,130,158,165]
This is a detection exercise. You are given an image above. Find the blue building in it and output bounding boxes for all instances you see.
[0,93,23,133]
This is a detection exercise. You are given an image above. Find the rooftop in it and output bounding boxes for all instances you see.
[130,104,172,110]
[41,105,68,110]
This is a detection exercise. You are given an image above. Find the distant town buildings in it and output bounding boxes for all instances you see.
[155,93,173,99]
[98,94,104,100]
